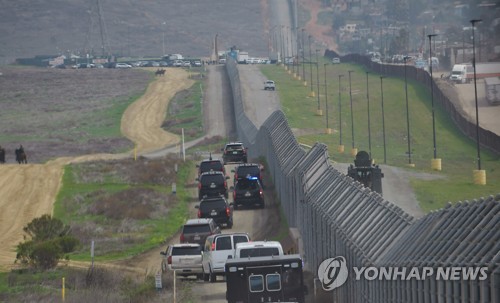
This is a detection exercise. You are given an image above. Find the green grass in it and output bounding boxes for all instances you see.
[164,80,204,141]
[260,62,500,211]
[53,162,192,261]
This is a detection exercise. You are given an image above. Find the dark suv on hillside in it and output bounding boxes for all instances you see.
[195,196,233,228]
[196,158,225,177]
[232,178,265,209]
[221,142,248,164]
[197,171,230,200]
[232,163,264,188]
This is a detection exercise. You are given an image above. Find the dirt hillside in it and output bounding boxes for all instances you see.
[0,68,193,271]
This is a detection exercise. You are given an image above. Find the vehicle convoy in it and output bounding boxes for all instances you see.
[201,233,250,282]
[196,171,230,200]
[195,195,234,228]
[180,218,221,245]
[233,241,284,258]
[222,142,248,164]
[232,177,265,209]
[225,254,306,303]
[160,243,203,278]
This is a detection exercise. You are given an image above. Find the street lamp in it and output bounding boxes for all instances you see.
[338,74,345,153]
[301,28,306,86]
[403,56,414,167]
[315,49,322,116]
[470,19,486,185]
[428,34,441,171]
[324,63,331,133]
[380,76,387,164]
[348,70,357,156]
[308,35,314,97]
[366,71,372,158]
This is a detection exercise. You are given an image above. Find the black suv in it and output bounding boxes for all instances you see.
[195,196,233,228]
[180,218,221,245]
[232,178,265,209]
[221,142,248,164]
[197,157,225,177]
[232,163,264,188]
[197,171,229,200]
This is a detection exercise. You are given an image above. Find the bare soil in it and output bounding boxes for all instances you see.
[0,67,193,271]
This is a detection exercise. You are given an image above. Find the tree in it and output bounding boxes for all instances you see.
[16,215,79,270]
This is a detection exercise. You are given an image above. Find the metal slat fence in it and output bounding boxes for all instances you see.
[225,58,499,302]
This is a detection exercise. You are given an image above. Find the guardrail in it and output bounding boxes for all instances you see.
[225,58,499,302]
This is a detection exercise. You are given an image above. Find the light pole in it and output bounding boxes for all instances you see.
[428,34,441,171]
[366,71,372,158]
[324,63,331,133]
[280,25,285,66]
[301,28,306,86]
[308,35,314,97]
[380,76,387,164]
[348,70,357,156]
[338,74,345,153]
[403,56,413,167]
[315,49,322,116]
[470,19,486,185]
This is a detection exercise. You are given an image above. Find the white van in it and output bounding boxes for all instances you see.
[202,233,250,282]
[233,241,284,258]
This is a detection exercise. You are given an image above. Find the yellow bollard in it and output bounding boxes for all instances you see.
[473,170,487,185]
[309,91,315,97]
[303,81,307,87]
[407,163,416,168]
[350,148,358,156]
[324,128,332,134]
[338,145,345,153]
[431,158,442,171]
[315,109,323,116]
[62,277,65,301]
[134,146,137,161]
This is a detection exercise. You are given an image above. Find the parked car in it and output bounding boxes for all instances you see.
[264,80,275,91]
[197,171,230,200]
[232,178,265,209]
[221,142,248,164]
[196,157,225,177]
[115,63,132,69]
[332,57,341,64]
[173,60,183,67]
[180,218,221,245]
[202,233,250,282]
[160,243,203,279]
[182,61,191,67]
[193,60,202,67]
[233,241,284,258]
[195,195,233,228]
[232,163,264,188]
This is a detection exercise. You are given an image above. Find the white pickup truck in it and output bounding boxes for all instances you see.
[160,243,203,279]
[233,240,284,258]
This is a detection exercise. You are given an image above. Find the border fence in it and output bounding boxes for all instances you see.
[225,58,500,302]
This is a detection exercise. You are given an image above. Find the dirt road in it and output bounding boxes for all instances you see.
[0,68,193,271]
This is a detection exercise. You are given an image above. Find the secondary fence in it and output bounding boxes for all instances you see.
[225,58,500,302]
[326,51,500,155]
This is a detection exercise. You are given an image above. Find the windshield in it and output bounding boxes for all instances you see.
[199,161,223,173]
[200,174,224,186]
[183,224,211,234]
[171,246,202,255]
[225,144,244,151]
[200,199,226,211]
[237,166,260,176]
[239,247,280,258]
[236,180,259,190]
